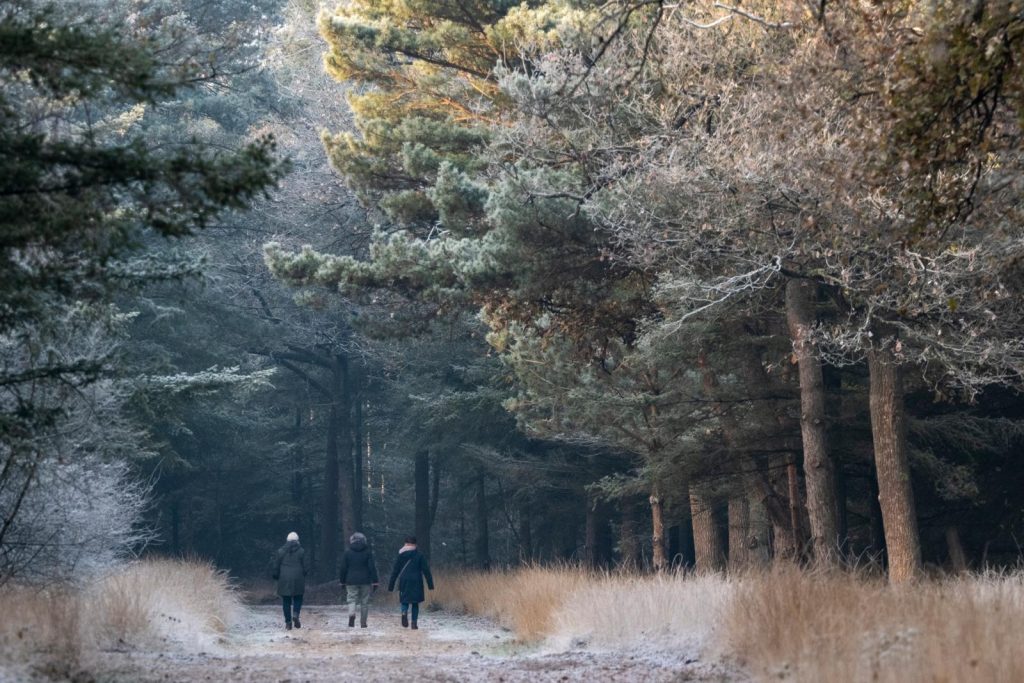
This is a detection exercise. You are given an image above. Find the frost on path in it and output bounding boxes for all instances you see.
[96,606,743,682]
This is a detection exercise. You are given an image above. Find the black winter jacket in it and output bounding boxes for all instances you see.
[272,540,309,597]
[387,548,434,604]
[339,539,379,585]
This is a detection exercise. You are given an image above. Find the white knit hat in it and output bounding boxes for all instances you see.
[286,532,299,542]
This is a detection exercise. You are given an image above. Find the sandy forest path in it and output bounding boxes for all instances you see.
[96,605,739,682]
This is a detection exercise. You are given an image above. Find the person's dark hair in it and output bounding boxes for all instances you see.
[404,535,417,544]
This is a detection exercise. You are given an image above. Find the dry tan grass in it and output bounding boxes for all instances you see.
[431,564,1024,682]
[0,559,242,679]
[725,567,1024,682]
[429,565,589,639]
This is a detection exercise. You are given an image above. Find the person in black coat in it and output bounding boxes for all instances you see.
[339,531,379,628]
[271,531,309,630]
[387,535,434,629]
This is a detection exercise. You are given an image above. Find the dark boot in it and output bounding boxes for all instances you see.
[294,615,301,629]
[285,621,292,631]
[348,615,356,628]
[411,621,418,630]
[361,621,368,628]
[401,613,409,628]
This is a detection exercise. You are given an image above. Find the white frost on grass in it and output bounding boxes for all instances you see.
[546,573,735,653]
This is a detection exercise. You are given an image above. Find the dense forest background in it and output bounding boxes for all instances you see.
[5,0,1024,589]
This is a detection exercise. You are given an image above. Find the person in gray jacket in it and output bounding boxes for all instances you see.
[339,531,379,628]
[272,531,309,630]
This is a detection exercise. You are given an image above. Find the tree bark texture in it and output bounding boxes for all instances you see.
[867,341,922,583]
[785,278,839,564]
[787,457,804,558]
[414,449,431,559]
[747,494,771,566]
[650,488,668,571]
[690,487,725,572]
[728,495,751,570]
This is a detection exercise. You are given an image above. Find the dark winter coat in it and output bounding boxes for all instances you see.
[339,538,379,585]
[272,540,309,597]
[387,548,434,604]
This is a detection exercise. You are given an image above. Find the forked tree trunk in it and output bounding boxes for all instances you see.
[785,279,839,564]
[728,495,751,571]
[650,487,668,571]
[867,340,921,583]
[690,487,725,572]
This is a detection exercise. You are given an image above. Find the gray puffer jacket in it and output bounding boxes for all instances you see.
[272,540,309,597]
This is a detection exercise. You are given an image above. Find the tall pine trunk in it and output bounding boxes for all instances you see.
[690,486,725,572]
[353,389,364,532]
[650,487,668,571]
[867,340,921,582]
[414,449,431,558]
[333,354,355,546]
[728,495,750,570]
[475,471,491,570]
[785,279,839,564]
[518,503,532,562]
[321,403,339,579]
[619,499,639,569]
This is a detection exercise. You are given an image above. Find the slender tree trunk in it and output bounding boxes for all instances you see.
[321,404,339,579]
[619,499,639,569]
[170,500,180,556]
[585,500,598,568]
[728,495,750,571]
[414,450,431,559]
[459,488,467,566]
[867,341,921,583]
[836,463,849,557]
[946,526,968,573]
[747,495,771,566]
[650,487,668,571]
[334,355,355,545]
[518,503,532,563]
[475,471,491,570]
[824,367,848,556]
[353,391,364,532]
[690,486,725,572]
[786,279,839,565]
